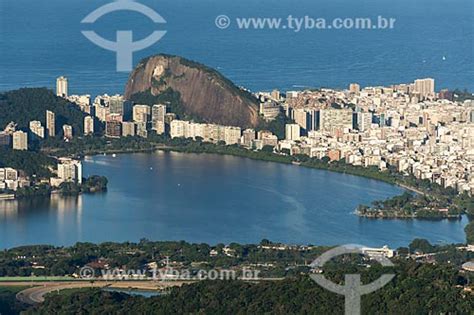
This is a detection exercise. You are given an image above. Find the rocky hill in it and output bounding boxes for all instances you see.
[124,55,259,128]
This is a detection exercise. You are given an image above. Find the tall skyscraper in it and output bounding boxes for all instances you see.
[133,105,151,123]
[109,95,132,119]
[293,109,318,132]
[63,125,73,140]
[46,110,56,137]
[56,76,68,98]
[84,116,94,135]
[151,104,166,134]
[13,131,27,150]
[413,78,435,99]
[57,158,82,184]
[109,95,124,115]
[241,129,256,148]
[357,112,373,131]
[285,124,300,141]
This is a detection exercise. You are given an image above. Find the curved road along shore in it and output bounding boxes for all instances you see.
[16,283,106,305]
[11,281,188,305]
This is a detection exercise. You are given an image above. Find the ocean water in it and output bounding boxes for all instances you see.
[0,0,473,96]
[0,152,468,249]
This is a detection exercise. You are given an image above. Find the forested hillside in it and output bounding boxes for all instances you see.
[0,88,87,135]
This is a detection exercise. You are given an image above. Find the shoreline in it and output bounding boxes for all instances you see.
[13,140,470,222]
[76,144,424,195]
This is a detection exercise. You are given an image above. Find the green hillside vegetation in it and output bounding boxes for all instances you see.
[25,262,474,314]
[0,286,28,315]
[0,88,89,135]
[466,222,474,244]
[0,148,54,178]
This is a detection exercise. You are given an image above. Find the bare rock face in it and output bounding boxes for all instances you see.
[124,55,259,128]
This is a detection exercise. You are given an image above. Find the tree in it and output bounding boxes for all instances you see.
[465,221,474,245]
[409,239,434,254]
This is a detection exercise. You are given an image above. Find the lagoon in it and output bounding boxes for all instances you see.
[0,152,468,249]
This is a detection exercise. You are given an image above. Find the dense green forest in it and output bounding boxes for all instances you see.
[0,287,27,315]
[23,261,474,314]
[0,239,471,278]
[357,191,465,219]
[0,238,473,314]
[0,148,54,178]
[466,222,474,244]
[0,88,90,135]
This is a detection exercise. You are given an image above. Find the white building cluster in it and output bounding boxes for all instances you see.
[276,79,474,195]
[0,167,29,192]
[50,158,83,187]
[170,120,242,145]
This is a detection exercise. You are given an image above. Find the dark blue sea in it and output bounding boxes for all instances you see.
[0,0,473,95]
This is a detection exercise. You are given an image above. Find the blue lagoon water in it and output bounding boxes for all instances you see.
[0,0,473,95]
[0,152,468,249]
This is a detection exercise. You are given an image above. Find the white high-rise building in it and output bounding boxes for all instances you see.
[170,120,188,138]
[122,122,136,137]
[357,112,373,131]
[46,110,56,137]
[151,104,166,134]
[241,129,256,148]
[133,105,151,123]
[413,78,435,99]
[12,131,28,150]
[57,158,82,184]
[285,124,300,141]
[224,126,241,145]
[95,105,109,122]
[84,116,94,135]
[56,76,68,98]
[63,125,73,140]
[109,95,124,114]
[29,121,45,139]
[136,122,148,138]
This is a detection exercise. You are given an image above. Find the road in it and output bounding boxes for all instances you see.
[5,277,284,305]
[9,281,189,305]
[16,283,105,305]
